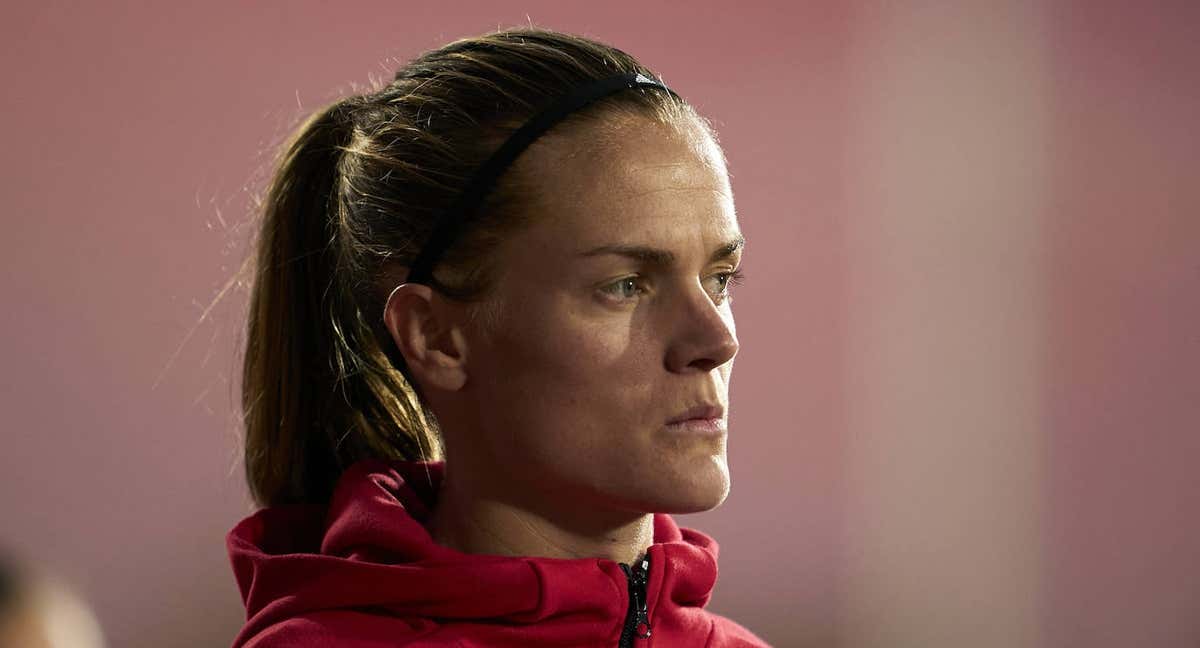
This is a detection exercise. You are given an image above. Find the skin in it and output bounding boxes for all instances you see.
[383,112,742,566]
[0,579,106,648]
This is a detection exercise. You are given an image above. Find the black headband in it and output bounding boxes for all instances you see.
[404,71,681,286]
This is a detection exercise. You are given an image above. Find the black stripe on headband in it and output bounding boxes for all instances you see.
[405,71,681,286]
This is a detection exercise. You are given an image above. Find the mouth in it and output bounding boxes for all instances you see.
[666,404,725,425]
[664,403,726,437]
[663,416,726,437]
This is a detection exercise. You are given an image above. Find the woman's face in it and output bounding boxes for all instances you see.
[458,112,743,518]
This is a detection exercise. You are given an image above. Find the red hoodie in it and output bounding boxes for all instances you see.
[227,458,770,647]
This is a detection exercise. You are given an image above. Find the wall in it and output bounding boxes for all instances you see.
[1,2,1196,646]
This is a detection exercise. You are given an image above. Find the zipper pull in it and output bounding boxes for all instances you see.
[633,556,652,639]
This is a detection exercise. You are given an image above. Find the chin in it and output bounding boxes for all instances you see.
[583,452,731,516]
[646,460,731,514]
[659,494,728,515]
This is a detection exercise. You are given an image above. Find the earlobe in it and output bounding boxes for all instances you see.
[383,283,469,391]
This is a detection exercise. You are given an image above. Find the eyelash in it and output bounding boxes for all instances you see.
[601,269,747,304]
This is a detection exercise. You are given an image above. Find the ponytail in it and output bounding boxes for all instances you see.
[242,101,440,507]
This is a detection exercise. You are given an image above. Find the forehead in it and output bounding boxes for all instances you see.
[519,114,738,248]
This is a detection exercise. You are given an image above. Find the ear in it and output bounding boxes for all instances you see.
[383,282,469,392]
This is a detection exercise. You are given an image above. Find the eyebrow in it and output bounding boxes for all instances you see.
[578,234,745,267]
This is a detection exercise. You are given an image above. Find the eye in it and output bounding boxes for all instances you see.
[600,276,647,302]
[707,269,746,303]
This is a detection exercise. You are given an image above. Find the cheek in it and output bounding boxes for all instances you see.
[503,308,644,404]
[480,297,658,452]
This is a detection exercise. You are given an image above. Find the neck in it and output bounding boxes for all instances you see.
[425,460,654,566]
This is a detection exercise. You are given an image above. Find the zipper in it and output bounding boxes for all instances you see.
[617,553,652,648]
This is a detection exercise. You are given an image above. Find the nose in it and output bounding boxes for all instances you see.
[663,280,739,374]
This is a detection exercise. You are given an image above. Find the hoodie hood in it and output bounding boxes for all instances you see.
[226,458,746,647]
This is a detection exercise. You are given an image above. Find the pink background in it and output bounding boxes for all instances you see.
[2,2,1197,646]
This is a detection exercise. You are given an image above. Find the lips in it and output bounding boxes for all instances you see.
[666,404,725,424]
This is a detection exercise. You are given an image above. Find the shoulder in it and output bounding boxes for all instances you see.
[705,611,773,647]
[238,611,462,648]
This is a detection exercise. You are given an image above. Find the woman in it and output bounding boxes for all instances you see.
[227,26,768,647]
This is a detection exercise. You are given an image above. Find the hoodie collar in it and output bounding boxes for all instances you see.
[228,458,720,633]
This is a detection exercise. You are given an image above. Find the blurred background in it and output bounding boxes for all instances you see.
[1,1,1197,646]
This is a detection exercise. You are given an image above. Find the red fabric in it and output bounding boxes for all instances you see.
[227,458,770,647]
